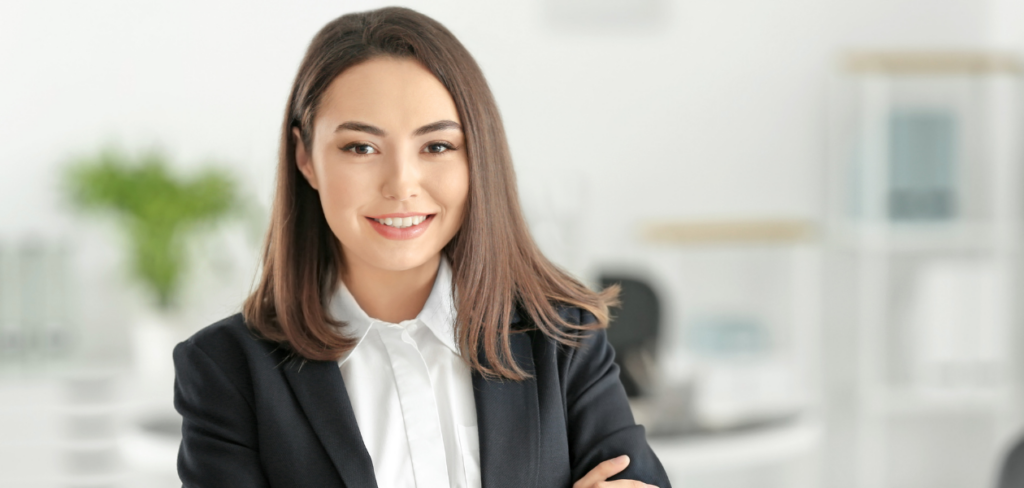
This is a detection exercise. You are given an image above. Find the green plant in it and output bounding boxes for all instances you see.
[65,147,241,311]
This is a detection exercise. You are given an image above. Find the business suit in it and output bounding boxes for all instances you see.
[173,307,671,487]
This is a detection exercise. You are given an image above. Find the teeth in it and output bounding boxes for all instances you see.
[374,215,428,229]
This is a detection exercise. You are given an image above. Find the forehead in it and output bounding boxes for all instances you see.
[316,57,460,131]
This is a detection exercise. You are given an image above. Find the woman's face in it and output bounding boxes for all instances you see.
[296,56,469,275]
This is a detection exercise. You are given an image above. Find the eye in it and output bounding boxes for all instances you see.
[341,143,378,155]
[424,142,456,154]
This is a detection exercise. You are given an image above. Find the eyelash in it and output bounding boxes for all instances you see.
[424,141,457,154]
[340,142,378,155]
[339,141,459,156]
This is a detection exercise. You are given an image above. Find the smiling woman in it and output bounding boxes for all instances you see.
[172,6,670,488]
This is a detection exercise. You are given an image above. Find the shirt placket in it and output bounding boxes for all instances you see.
[375,321,452,487]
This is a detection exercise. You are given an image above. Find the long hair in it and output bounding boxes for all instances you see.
[243,6,618,380]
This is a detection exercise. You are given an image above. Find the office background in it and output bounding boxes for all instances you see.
[3,0,1024,487]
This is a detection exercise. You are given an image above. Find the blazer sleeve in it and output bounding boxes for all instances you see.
[565,311,671,486]
[173,339,271,488]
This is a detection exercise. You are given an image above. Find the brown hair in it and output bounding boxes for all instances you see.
[243,6,618,380]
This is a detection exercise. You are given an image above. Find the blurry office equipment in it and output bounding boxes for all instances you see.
[0,239,75,368]
[58,372,125,488]
[628,219,821,488]
[0,370,179,488]
[0,238,156,487]
[827,51,1024,488]
[600,274,661,398]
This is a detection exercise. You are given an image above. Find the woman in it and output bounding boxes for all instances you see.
[173,6,670,488]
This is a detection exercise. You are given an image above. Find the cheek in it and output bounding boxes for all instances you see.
[430,170,468,234]
[437,163,470,219]
[317,167,371,231]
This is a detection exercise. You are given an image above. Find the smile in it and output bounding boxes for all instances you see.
[365,213,435,240]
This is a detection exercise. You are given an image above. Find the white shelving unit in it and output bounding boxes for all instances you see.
[826,51,1024,488]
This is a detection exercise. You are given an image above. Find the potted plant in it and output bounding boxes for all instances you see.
[65,147,243,405]
[65,147,241,311]
[64,146,246,474]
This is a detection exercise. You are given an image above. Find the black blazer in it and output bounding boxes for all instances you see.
[173,308,671,488]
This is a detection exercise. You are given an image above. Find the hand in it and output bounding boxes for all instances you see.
[573,455,659,488]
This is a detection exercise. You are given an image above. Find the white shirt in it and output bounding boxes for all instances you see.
[331,257,481,488]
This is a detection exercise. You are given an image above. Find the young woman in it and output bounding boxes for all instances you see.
[173,7,670,488]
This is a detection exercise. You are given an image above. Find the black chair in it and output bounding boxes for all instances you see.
[998,433,1024,487]
[599,274,661,398]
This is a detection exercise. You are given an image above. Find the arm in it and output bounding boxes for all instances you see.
[565,312,671,487]
[173,340,271,488]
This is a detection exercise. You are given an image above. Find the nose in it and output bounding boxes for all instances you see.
[380,149,420,202]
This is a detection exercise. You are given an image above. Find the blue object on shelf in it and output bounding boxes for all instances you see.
[888,109,958,221]
[686,315,770,359]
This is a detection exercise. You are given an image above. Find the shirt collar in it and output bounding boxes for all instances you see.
[417,255,459,354]
[331,256,459,363]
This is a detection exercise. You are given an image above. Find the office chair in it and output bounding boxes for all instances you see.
[999,433,1024,488]
[599,274,661,398]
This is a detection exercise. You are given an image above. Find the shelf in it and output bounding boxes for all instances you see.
[641,220,816,245]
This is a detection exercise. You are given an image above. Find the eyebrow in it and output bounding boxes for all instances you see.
[334,121,385,137]
[413,120,462,136]
[333,119,462,137]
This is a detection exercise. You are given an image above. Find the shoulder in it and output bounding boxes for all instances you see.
[173,314,278,437]
[519,303,610,364]
[179,313,258,354]
[174,313,286,378]
[557,303,599,327]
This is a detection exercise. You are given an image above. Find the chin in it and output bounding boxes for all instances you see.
[359,248,441,273]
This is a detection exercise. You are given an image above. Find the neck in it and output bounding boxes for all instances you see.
[341,252,441,323]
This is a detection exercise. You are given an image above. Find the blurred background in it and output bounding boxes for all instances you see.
[3,0,1024,487]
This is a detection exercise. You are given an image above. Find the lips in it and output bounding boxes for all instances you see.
[365,214,435,240]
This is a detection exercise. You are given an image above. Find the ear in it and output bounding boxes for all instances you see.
[293,127,319,190]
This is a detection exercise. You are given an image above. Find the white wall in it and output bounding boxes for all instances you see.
[0,0,1009,346]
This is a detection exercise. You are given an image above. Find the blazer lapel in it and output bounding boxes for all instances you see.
[473,330,541,488]
[282,359,378,488]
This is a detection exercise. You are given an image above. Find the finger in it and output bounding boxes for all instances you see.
[600,481,659,488]
[573,455,630,488]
